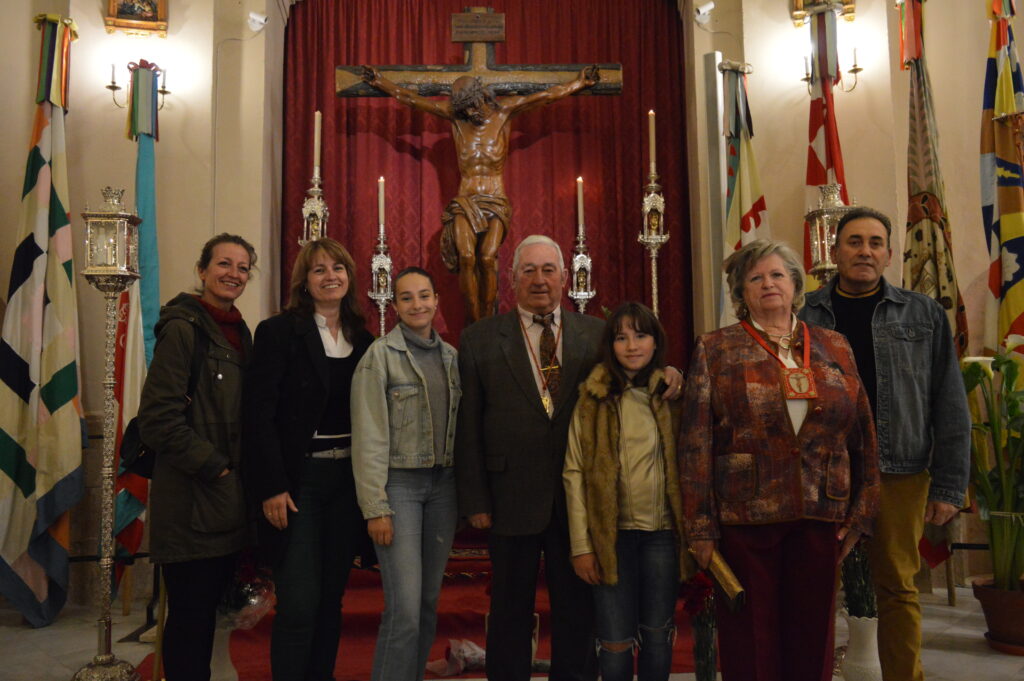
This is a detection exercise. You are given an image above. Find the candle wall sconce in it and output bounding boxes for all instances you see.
[795,1,861,94]
[106,62,170,110]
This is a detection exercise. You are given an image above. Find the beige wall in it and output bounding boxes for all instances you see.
[0,0,282,417]
[689,0,992,355]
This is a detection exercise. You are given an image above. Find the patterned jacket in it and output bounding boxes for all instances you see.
[679,323,879,541]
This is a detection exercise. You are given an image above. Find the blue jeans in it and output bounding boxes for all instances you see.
[371,466,457,681]
[592,530,679,681]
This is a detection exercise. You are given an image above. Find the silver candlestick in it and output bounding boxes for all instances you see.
[638,172,668,317]
[300,167,329,246]
[568,219,596,313]
[75,187,141,681]
[367,221,393,336]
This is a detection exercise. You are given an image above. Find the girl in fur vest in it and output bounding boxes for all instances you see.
[563,301,695,681]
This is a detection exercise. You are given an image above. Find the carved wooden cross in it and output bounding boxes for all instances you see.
[335,6,622,99]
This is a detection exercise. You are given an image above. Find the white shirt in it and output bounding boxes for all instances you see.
[517,305,563,416]
[314,313,354,358]
[751,315,808,434]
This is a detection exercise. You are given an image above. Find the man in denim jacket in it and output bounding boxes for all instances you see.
[799,207,970,681]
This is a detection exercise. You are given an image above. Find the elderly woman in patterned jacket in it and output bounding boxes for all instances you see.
[679,239,880,681]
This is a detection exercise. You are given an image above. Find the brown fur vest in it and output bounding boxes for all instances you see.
[574,364,695,584]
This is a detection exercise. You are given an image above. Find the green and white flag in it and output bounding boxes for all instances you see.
[0,14,84,628]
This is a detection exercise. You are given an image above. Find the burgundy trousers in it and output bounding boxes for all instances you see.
[715,519,840,681]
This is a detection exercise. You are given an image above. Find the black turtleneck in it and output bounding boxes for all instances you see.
[830,284,883,417]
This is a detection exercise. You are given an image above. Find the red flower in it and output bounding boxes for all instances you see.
[679,571,714,615]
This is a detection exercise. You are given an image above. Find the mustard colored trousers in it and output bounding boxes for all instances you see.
[864,471,930,681]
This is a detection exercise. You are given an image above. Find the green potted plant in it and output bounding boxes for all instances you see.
[961,346,1024,652]
[839,545,880,680]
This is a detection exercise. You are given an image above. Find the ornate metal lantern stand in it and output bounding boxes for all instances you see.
[805,183,855,281]
[638,171,668,317]
[367,220,393,336]
[74,187,141,681]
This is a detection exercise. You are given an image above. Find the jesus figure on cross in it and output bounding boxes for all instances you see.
[361,64,601,321]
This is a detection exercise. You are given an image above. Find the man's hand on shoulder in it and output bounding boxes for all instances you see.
[662,366,684,400]
[924,500,959,526]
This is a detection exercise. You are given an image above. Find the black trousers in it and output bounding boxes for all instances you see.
[161,553,237,681]
[486,518,597,681]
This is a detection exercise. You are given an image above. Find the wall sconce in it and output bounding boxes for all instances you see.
[796,1,862,94]
[106,62,171,109]
[801,49,862,94]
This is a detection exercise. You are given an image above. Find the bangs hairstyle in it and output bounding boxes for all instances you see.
[723,239,805,320]
[286,238,366,341]
[601,301,667,395]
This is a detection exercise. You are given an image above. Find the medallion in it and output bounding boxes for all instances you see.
[782,367,817,399]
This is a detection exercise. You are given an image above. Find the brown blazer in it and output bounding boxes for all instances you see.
[679,323,879,541]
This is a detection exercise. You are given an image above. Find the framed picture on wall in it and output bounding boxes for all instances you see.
[105,0,168,38]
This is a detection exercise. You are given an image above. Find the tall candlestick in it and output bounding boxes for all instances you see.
[313,111,322,170]
[378,176,385,225]
[161,68,167,90]
[648,110,657,175]
[110,63,115,83]
[576,177,585,234]
[804,55,811,79]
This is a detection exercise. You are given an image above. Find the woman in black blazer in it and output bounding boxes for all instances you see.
[245,238,373,681]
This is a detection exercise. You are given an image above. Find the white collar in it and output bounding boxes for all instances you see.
[518,305,562,328]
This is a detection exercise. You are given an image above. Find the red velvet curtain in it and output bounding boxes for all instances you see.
[282,0,692,364]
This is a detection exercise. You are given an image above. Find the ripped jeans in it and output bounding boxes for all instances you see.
[371,466,457,681]
[592,530,679,681]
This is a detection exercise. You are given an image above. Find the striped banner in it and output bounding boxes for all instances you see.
[113,60,162,585]
[721,68,771,327]
[804,9,849,291]
[0,15,83,628]
[902,0,969,357]
[981,1,1024,351]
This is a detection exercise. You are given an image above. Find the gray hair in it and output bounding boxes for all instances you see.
[723,239,805,319]
[512,234,565,273]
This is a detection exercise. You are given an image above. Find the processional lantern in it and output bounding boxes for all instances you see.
[805,183,855,280]
[76,186,141,681]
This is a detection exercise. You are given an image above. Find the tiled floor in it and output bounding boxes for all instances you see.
[2,587,1022,680]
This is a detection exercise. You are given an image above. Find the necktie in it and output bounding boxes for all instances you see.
[534,313,560,402]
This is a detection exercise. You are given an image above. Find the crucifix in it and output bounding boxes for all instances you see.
[336,6,622,321]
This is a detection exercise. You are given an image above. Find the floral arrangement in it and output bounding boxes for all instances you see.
[962,342,1024,592]
[680,571,716,681]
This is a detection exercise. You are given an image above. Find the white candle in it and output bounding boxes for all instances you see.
[110,63,115,84]
[313,111,322,170]
[378,176,385,225]
[804,55,811,78]
[161,68,166,90]
[576,177,585,229]
[648,110,657,175]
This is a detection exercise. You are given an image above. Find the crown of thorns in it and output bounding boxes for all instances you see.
[451,77,497,115]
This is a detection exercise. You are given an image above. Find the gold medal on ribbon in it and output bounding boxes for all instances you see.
[741,319,818,401]
[782,367,817,399]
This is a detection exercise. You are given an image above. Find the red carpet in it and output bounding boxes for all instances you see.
[136,556,698,680]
